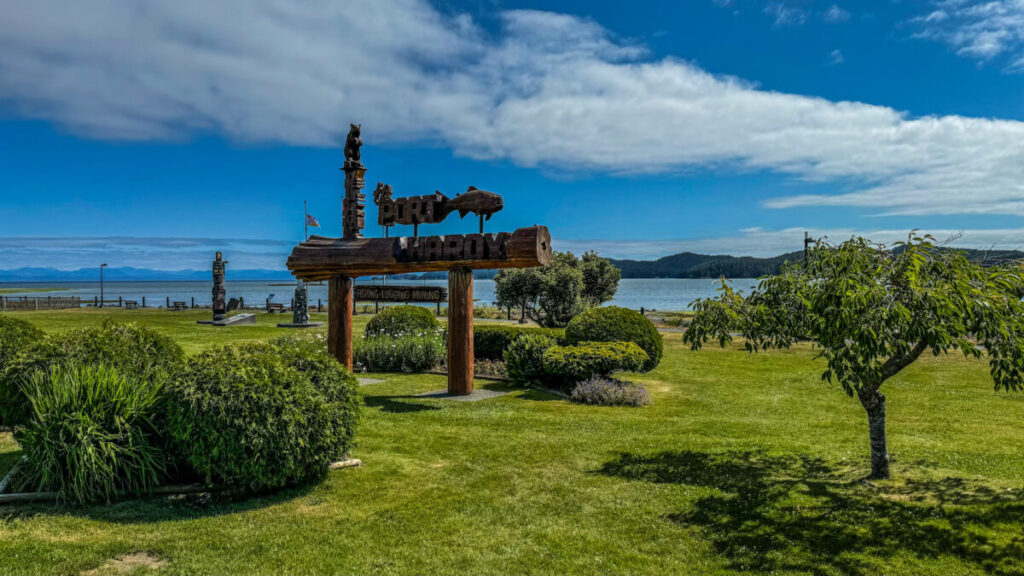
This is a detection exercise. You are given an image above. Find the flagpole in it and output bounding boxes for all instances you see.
[304,199,308,241]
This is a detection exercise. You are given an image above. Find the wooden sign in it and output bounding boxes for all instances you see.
[287,225,550,280]
[287,125,552,396]
[354,285,447,303]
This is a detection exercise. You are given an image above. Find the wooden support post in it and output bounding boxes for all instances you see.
[166,296,170,308]
[328,275,354,371]
[447,268,474,395]
[191,296,195,309]
[142,296,146,308]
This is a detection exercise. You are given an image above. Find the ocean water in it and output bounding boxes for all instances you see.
[0,278,760,312]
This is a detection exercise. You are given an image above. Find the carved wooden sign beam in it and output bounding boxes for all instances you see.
[353,285,447,303]
[287,225,551,281]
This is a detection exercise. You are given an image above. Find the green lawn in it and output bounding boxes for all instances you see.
[0,287,69,295]
[1,309,1023,575]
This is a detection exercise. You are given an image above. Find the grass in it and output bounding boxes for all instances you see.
[0,287,69,295]
[1,309,1023,575]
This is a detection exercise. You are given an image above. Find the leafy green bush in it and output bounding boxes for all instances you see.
[474,324,565,360]
[355,332,444,373]
[1,322,183,427]
[569,376,650,407]
[365,305,439,338]
[14,365,168,504]
[166,342,361,492]
[565,306,663,371]
[542,342,648,388]
[504,333,557,386]
[0,315,44,370]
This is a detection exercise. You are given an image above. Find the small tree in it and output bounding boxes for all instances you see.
[684,234,1024,479]
[495,251,592,328]
[581,251,621,306]
[494,267,543,323]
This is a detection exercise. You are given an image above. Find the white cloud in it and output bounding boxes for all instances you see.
[763,2,809,26]
[823,5,851,23]
[1,1,1023,216]
[828,49,845,65]
[913,0,1024,67]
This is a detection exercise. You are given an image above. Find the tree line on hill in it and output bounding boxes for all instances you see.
[610,247,1024,279]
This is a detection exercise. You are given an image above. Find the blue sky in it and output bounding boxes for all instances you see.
[2,0,1024,270]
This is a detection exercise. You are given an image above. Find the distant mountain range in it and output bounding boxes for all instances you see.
[3,247,1023,282]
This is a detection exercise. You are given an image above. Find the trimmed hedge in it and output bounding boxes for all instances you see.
[1,322,183,427]
[474,324,565,360]
[504,333,557,386]
[0,315,44,370]
[15,365,167,504]
[166,341,361,492]
[365,305,439,338]
[542,342,648,389]
[565,306,662,371]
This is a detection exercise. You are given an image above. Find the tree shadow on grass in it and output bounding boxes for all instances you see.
[362,393,443,413]
[598,450,1024,576]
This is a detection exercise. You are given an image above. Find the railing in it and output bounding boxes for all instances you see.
[0,296,82,311]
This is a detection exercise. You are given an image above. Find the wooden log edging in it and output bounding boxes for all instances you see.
[0,456,26,495]
[0,459,362,506]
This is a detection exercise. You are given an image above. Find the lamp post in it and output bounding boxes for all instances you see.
[100,263,108,308]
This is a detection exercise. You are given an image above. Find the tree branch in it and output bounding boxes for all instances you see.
[879,340,928,382]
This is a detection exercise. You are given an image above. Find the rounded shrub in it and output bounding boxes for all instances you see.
[565,306,662,371]
[14,365,168,504]
[0,315,44,370]
[365,305,439,338]
[542,342,648,389]
[1,322,183,427]
[504,333,557,386]
[166,342,361,492]
[474,324,565,360]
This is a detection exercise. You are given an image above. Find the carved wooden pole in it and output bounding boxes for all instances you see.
[447,268,474,395]
[328,275,354,371]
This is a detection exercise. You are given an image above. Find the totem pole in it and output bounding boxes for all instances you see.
[212,251,227,321]
[293,279,309,325]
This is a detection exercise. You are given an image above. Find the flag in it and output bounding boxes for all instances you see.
[305,214,320,227]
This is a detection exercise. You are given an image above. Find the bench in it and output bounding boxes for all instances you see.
[124,300,139,310]
[170,301,188,311]
[267,303,286,313]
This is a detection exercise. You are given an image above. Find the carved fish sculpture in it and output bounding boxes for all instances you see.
[376,185,504,226]
[443,186,504,221]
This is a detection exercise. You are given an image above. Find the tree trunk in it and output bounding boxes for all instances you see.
[859,387,890,479]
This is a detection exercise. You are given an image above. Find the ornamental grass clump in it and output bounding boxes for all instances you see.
[165,342,360,492]
[570,377,650,407]
[14,365,168,504]
[1,322,183,427]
